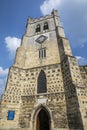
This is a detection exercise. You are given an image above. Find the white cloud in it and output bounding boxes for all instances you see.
[40,0,87,15]
[40,0,61,15]
[5,36,21,58]
[0,67,8,98]
[76,56,83,60]
[76,56,87,65]
[0,67,8,77]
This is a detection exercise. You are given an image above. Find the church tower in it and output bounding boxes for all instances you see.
[0,10,87,130]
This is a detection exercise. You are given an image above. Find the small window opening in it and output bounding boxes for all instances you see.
[43,22,49,30]
[36,24,41,32]
[39,49,46,59]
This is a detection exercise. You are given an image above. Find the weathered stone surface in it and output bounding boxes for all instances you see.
[0,9,87,130]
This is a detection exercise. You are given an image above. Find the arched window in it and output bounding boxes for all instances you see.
[36,24,41,32]
[37,70,47,93]
[43,22,49,30]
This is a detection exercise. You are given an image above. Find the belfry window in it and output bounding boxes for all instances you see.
[43,22,49,30]
[37,70,47,93]
[39,48,46,59]
[36,24,41,32]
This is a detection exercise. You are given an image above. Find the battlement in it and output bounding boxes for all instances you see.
[27,9,59,24]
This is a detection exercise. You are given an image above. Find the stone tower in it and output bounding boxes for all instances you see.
[0,10,87,130]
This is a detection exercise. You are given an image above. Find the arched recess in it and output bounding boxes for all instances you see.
[43,22,49,30]
[36,109,49,130]
[36,24,41,32]
[37,70,47,93]
[32,105,52,130]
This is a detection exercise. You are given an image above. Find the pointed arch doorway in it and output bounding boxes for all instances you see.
[35,108,51,130]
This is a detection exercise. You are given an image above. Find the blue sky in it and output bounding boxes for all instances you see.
[0,0,87,97]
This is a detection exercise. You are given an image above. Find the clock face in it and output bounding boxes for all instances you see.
[36,35,47,44]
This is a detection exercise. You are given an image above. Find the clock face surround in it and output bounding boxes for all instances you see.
[36,35,48,44]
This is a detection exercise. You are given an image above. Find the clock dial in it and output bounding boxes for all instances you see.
[36,35,47,44]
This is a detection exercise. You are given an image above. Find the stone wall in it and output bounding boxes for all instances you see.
[0,10,87,130]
